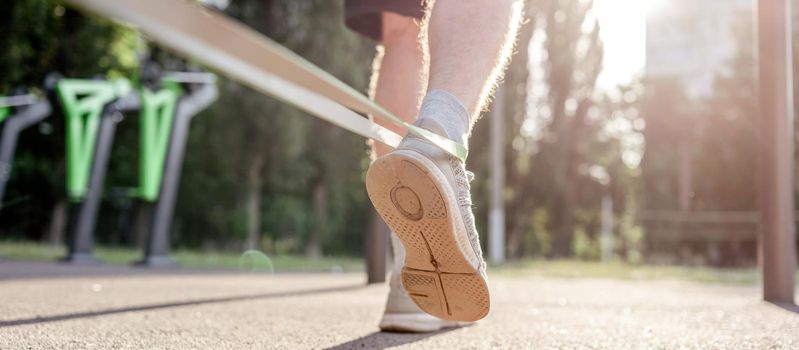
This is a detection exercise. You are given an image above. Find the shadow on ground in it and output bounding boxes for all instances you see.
[770,301,799,314]
[0,260,257,280]
[0,284,365,328]
[324,328,459,350]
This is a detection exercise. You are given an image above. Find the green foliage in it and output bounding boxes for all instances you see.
[0,0,140,92]
[472,0,642,259]
[0,240,364,271]
[571,225,600,261]
[619,192,645,264]
[0,0,141,241]
[171,0,375,255]
[494,259,762,285]
[523,207,551,257]
[621,224,644,265]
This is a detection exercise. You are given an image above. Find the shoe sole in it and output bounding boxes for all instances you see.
[379,312,465,333]
[366,150,490,322]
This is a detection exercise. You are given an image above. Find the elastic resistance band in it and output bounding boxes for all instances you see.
[63,0,468,162]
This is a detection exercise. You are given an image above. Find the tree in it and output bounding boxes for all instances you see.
[470,0,642,259]
[173,0,375,255]
[0,0,139,242]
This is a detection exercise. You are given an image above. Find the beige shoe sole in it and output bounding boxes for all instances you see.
[366,150,490,322]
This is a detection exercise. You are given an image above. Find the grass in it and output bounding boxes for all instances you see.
[2,240,794,284]
[492,259,763,285]
[0,241,364,273]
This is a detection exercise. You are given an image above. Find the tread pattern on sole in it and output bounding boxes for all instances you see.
[366,151,490,322]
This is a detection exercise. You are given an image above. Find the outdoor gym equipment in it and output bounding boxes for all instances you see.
[56,78,139,263]
[137,72,218,267]
[757,0,797,304]
[51,71,217,264]
[59,0,439,283]
[0,94,52,213]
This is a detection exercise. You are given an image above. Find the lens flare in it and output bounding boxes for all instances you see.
[238,250,274,273]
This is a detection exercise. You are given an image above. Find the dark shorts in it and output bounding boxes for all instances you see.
[344,0,424,42]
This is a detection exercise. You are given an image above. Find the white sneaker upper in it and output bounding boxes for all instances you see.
[396,121,487,279]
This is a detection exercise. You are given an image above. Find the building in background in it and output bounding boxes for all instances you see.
[645,0,752,98]
[642,0,757,266]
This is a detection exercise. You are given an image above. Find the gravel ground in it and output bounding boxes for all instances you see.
[1,261,797,349]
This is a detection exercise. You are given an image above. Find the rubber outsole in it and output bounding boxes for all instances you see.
[366,150,490,322]
[378,313,465,333]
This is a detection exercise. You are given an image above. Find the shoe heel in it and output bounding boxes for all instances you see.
[400,268,447,318]
[439,272,490,321]
[401,267,490,322]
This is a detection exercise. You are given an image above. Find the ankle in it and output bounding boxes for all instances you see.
[415,90,470,145]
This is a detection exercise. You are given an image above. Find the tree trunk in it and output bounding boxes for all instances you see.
[550,195,576,256]
[306,178,326,259]
[506,221,524,258]
[46,200,66,246]
[365,207,388,283]
[245,155,264,250]
[678,140,693,211]
[132,202,152,249]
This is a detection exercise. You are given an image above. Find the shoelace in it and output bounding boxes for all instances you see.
[466,171,475,183]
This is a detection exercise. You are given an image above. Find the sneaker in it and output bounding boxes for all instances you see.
[379,270,466,333]
[365,122,490,322]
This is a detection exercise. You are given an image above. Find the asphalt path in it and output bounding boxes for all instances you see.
[1,261,797,349]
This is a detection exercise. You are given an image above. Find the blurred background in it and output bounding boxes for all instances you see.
[0,0,796,274]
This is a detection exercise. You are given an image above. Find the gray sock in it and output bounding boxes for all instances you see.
[414,90,470,146]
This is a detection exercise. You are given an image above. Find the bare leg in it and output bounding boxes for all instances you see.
[369,13,425,157]
[425,0,522,125]
[369,12,462,332]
